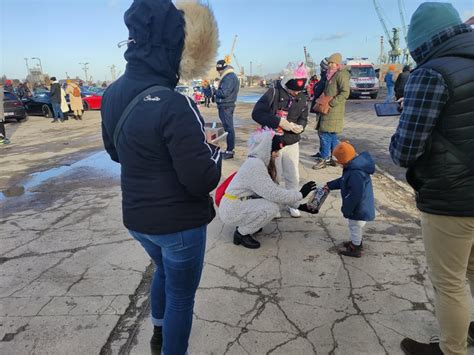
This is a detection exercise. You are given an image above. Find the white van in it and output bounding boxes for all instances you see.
[345,58,380,99]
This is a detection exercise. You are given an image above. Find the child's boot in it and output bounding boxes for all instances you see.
[339,242,362,257]
[342,240,364,250]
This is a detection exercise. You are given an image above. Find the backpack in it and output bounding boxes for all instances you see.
[215,172,237,207]
[72,86,81,97]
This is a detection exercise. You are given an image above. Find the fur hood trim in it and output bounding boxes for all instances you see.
[220,66,235,79]
[176,1,219,80]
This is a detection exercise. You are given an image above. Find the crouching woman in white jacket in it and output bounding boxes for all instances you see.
[219,129,318,249]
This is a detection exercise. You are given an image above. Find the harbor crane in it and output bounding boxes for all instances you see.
[224,35,244,76]
[397,0,411,64]
[373,0,403,63]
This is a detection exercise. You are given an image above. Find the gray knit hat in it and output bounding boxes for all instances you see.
[320,57,329,71]
[407,2,463,52]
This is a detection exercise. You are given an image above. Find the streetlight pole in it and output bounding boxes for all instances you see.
[24,58,30,76]
[249,61,253,87]
[79,62,90,82]
[31,57,43,73]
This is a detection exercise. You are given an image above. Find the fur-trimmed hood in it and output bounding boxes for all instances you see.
[176,1,219,81]
[219,66,235,79]
[123,0,218,87]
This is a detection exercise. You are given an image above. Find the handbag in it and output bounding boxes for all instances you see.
[313,93,332,115]
[215,172,237,207]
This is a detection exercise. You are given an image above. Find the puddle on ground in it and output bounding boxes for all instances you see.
[0,151,120,201]
[237,94,262,104]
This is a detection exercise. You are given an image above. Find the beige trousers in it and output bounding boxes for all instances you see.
[421,212,474,355]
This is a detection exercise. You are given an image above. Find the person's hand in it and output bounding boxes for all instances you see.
[396,98,404,111]
[290,124,304,134]
[300,181,317,198]
[279,118,294,131]
[298,203,319,214]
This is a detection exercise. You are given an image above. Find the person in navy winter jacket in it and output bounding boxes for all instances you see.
[101,1,220,354]
[326,142,375,257]
[215,59,240,159]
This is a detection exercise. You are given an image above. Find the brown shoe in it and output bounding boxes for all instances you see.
[312,158,327,170]
[339,242,362,257]
[342,240,364,250]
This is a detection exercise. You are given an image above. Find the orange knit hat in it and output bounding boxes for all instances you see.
[332,141,357,165]
[389,64,395,71]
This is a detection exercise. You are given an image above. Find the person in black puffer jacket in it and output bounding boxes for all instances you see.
[252,62,309,218]
[101,1,220,354]
[394,64,411,100]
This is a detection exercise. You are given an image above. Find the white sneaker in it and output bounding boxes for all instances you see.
[289,207,301,218]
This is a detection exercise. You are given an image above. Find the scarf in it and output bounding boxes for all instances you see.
[326,64,342,82]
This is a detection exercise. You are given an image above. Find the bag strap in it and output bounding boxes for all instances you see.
[432,131,474,175]
[113,85,170,147]
[270,87,277,115]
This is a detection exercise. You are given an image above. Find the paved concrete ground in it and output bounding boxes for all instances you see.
[1,93,473,354]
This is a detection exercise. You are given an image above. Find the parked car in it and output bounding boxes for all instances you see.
[79,88,103,111]
[175,85,205,104]
[22,92,70,118]
[3,91,27,122]
[175,85,194,99]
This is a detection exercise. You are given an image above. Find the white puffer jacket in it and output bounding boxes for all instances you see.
[219,130,302,223]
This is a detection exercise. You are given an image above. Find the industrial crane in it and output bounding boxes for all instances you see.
[373,0,402,63]
[398,0,411,64]
[224,35,244,76]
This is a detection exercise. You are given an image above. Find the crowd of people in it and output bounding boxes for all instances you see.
[100,1,473,354]
[1,0,468,354]
[1,77,91,129]
[101,1,473,355]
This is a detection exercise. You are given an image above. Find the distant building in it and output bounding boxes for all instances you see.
[27,68,46,84]
[466,16,474,26]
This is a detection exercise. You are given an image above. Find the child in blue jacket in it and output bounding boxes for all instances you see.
[326,142,375,257]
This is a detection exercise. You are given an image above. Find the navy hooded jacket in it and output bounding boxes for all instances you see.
[101,0,221,235]
[327,152,375,221]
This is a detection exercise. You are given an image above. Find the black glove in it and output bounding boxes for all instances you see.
[300,181,317,198]
[298,203,319,214]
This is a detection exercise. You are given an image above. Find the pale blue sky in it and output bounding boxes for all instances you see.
[1,0,473,81]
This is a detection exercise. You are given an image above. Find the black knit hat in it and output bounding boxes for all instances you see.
[271,135,285,152]
[284,78,307,91]
[216,59,227,71]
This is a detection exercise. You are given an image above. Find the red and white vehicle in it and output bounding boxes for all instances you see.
[345,58,380,99]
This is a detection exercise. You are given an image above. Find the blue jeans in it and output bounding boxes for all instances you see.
[51,102,64,119]
[385,85,394,103]
[129,225,207,355]
[218,105,235,151]
[318,132,339,159]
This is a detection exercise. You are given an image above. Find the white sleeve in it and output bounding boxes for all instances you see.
[243,159,303,205]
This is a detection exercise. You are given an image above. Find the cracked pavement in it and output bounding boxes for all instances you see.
[1,98,473,354]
